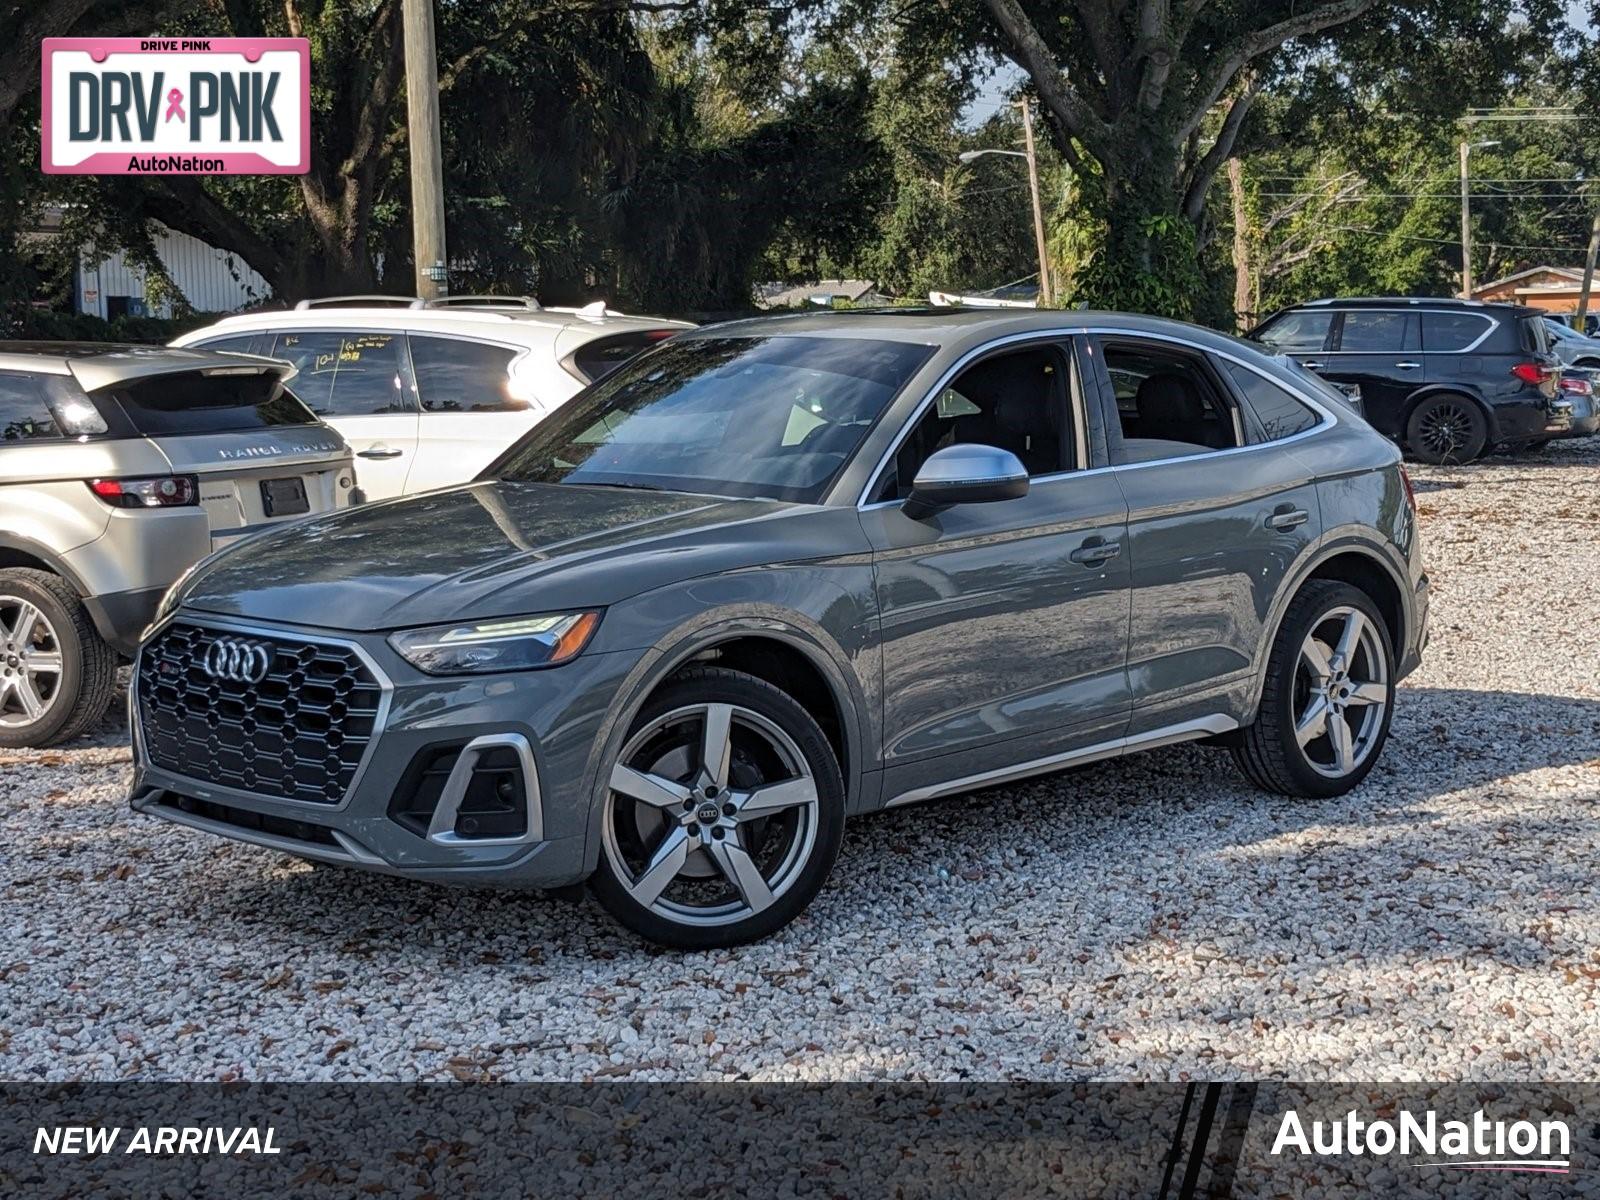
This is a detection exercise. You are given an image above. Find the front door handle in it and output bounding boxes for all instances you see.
[1069,537,1121,566]
[1395,361,1421,370]
[1266,506,1309,531]
[1300,361,1325,370]
[357,447,404,459]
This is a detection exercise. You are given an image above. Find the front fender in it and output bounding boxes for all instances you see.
[574,568,880,875]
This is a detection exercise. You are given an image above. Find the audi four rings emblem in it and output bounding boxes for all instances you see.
[202,638,272,684]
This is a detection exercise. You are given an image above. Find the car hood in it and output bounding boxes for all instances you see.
[176,482,804,630]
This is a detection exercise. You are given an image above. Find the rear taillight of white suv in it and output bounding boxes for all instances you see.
[87,475,199,508]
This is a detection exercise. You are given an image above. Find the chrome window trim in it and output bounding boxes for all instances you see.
[1262,307,1496,356]
[856,326,1338,510]
[131,614,395,813]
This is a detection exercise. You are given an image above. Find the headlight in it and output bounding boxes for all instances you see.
[388,612,601,675]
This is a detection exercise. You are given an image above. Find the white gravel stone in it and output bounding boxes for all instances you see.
[1,440,1597,1081]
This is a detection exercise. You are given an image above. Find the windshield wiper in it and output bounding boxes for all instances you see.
[567,480,665,492]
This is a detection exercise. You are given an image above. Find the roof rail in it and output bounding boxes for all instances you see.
[423,295,543,312]
[294,295,426,310]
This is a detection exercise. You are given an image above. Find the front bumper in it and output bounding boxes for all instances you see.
[128,614,643,888]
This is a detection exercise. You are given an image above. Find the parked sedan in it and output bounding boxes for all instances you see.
[0,343,353,747]
[129,310,1428,948]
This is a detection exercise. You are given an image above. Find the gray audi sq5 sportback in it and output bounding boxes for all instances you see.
[129,309,1429,948]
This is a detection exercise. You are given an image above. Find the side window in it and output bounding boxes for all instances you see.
[881,345,1070,500]
[1102,342,1240,461]
[266,332,412,417]
[194,333,270,356]
[1221,361,1321,442]
[0,373,62,442]
[408,336,520,413]
[1335,311,1410,352]
[1254,310,1334,353]
[1422,312,1491,352]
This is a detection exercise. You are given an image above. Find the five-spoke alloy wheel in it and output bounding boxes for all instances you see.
[592,667,844,949]
[1232,580,1395,798]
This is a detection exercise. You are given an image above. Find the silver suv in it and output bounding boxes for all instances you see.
[0,343,354,747]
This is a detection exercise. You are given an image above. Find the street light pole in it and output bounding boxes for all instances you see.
[1458,138,1499,299]
[1017,100,1052,306]
[402,0,448,300]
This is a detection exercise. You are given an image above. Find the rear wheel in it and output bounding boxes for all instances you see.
[1231,581,1395,798]
[1406,394,1487,464]
[591,667,845,949]
[0,569,118,749]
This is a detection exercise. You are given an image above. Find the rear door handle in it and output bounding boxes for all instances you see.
[1299,361,1324,370]
[357,447,404,459]
[1266,506,1309,531]
[1069,537,1121,566]
[1395,361,1421,370]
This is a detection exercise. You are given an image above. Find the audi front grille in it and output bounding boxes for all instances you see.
[135,622,386,805]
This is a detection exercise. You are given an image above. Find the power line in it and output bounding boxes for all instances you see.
[1327,225,1595,254]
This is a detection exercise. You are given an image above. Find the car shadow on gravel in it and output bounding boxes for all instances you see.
[182,685,1600,968]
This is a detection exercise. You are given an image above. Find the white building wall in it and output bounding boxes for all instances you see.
[77,223,271,318]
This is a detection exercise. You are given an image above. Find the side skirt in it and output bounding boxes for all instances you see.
[882,714,1238,809]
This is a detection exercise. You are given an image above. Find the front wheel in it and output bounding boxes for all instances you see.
[1231,581,1395,798]
[591,667,845,949]
[1406,395,1487,464]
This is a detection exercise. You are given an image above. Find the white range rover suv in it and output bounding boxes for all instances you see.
[172,296,692,500]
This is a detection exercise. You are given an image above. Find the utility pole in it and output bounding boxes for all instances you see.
[1017,99,1052,307]
[1578,211,1600,331]
[1458,140,1473,299]
[1458,138,1499,300]
[402,0,448,300]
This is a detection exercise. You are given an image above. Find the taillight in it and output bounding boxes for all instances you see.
[1399,466,1417,512]
[1511,362,1551,385]
[87,475,199,509]
[1559,375,1593,396]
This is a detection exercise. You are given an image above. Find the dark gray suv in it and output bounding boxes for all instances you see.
[129,310,1429,948]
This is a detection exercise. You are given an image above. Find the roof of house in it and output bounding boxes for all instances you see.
[1472,265,1587,295]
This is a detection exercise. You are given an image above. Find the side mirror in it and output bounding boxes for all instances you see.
[903,443,1029,519]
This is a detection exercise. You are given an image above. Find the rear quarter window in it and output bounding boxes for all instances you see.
[1220,361,1322,441]
[1422,312,1493,352]
[96,371,321,436]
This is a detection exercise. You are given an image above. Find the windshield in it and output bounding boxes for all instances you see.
[484,334,934,503]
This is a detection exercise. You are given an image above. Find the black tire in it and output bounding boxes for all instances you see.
[0,568,118,749]
[1231,581,1396,799]
[1405,394,1488,464]
[590,667,845,950]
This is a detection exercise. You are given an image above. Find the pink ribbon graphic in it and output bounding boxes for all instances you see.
[164,88,185,123]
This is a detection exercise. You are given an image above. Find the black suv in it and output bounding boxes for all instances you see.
[1249,298,1567,463]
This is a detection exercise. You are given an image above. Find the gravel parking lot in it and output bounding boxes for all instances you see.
[3,441,1598,1083]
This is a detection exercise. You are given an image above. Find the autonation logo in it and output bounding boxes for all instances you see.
[1272,1107,1571,1174]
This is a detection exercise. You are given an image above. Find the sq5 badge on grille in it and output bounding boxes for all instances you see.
[202,638,272,684]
